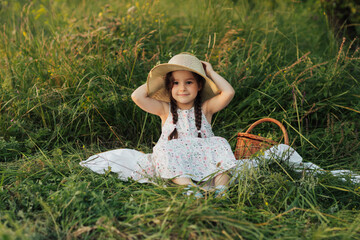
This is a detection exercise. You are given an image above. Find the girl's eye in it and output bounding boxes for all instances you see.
[186,81,193,84]
[173,81,179,85]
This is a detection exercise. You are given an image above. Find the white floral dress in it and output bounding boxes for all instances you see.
[80,106,237,183]
[139,106,237,181]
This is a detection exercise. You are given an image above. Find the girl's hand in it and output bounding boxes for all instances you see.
[201,61,214,76]
[200,60,235,117]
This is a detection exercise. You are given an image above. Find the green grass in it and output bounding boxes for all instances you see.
[1,0,360,238]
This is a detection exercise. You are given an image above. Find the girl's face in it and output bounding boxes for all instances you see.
[171,70,201,109]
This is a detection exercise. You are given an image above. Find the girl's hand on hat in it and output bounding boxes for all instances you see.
[201,61,214,76]
[201,60,235,116]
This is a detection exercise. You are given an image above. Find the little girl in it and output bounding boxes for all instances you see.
[81,53,238,198]
[132,53,238,195]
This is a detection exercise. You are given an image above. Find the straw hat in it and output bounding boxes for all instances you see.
[147,53,220,102]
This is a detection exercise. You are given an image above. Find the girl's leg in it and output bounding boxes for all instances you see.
[214,173,230,186]
[172,177,195,186]
[214,173,230,198]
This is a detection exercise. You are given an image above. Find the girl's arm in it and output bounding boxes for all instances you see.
[131,84,168,118]
[201,61,235,115]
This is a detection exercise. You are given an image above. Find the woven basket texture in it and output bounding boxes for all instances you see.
[234,118,289,160]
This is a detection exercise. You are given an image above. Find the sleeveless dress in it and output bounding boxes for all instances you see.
[80,106,237,183]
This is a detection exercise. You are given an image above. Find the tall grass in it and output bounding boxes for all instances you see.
[1,0,360,238]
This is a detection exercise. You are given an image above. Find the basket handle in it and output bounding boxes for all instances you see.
[245,118,289,145]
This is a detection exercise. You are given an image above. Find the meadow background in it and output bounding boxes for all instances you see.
[1,0,360,239]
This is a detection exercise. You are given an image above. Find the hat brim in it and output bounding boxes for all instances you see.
[147,63,220,103]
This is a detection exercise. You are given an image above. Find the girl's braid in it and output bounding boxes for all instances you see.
[194,94,202,138]
[165,72,179,140]
[168,97,179,140]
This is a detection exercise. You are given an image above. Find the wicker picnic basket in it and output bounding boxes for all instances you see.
[234,118,289,160]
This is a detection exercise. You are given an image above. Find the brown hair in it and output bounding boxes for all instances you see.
[165,71,205,140]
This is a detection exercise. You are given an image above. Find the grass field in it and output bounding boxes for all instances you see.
[1,0,360,239]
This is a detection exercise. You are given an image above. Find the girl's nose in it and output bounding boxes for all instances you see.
[179,83,186,91]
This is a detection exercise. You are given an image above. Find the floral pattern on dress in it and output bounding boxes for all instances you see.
[132,106,237,182]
